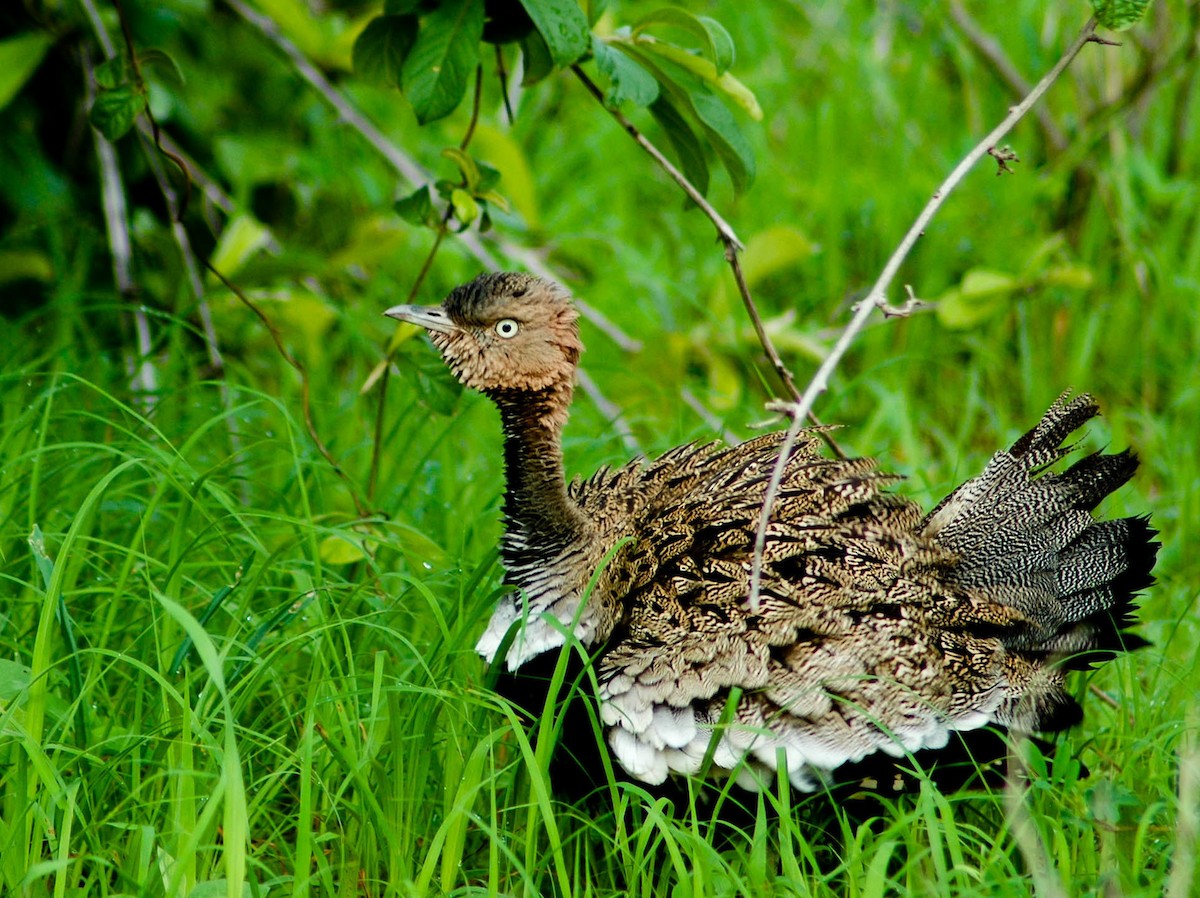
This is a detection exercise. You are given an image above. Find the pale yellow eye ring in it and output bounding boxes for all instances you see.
[495,319,520,338]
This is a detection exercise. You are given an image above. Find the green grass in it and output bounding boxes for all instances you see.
[2,1,1198,896]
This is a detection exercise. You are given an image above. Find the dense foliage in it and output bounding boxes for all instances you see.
[0,0,1195,896]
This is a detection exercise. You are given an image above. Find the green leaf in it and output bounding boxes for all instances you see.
[1091,0,1153,30]
[633,7,734,75]
[586,0,611,26]
[442,146,482,191]
[517,0,590,66]
[0,658,32,702]
[621,44,756,192]
[0,249,53,284]
[593,39,658,107]
[88,85,148,141]
[629,36,761,120]
[519,29,555,84]
[648,94,709,196]
[1041,265,1095,290]
[401,0,484,124]
[935,268,1018,330]
[207,214,271,280]
[353,14,418,87]
[395,185,440,228]
[386,0,423,11]
[0,32,52,112]
[740,225,817,285]
[450,188,480,227]
[93,53,133,90]
[319,535,367,564]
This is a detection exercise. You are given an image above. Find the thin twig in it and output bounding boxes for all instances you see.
[570,63,844,455]
[747,18,1102,609]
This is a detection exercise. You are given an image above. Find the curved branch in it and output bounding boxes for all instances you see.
[747,17,1103,609]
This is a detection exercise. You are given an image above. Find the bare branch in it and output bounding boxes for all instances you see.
[747,17,1102,610]
[570,63,845,456]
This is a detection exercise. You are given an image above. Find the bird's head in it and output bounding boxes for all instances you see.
[385,272,582,395]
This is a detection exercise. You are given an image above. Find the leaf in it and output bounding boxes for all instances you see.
[395,184,440,228]
[319,535,367,564]
[401,0,484,124]
[621,44,756,191]
[93,53,133,91]
[472,123,540,227]
[0,250,53,284]
[586,0,611,26]
[207,214,272,281]
[441,146,482,190]
[647,94,709,196]
[0,658,32,702]
[633,8,734,75]
[89,85,147,141]
[137,49,186,86]
[517,0,590,66]
[935,268,1018,330]
[519,29,555,85]
[353,14,418,87]
[1041,265,1095,290]
[386,0,423,11]
[630,36,761,120]
[740,225,817,285]
[1091,0,1154,30]
[449,188,480,227]
[593,38,658,107]
[0,32,52,112]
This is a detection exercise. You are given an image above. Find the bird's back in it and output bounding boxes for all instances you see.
[556,394,1156,791]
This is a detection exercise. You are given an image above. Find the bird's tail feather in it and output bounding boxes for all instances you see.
[923,393,1158,681]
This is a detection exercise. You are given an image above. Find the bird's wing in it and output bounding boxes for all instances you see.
[581,432,1034,790]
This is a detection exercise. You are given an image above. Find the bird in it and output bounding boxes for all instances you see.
[385,271,1158,796]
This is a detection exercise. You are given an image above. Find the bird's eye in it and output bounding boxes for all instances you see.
[494,318,520,338]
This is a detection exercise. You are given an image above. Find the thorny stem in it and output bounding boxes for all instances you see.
[747,17,1103,610]
[571,63,843,455]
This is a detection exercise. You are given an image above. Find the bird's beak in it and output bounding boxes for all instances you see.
[383,303,457,334]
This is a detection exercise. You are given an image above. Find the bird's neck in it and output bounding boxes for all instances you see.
[489,381,588,553]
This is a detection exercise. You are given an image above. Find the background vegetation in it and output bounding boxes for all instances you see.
[1,0,1197,895]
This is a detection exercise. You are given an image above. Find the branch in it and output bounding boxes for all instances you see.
[747,17,1102,610]
[569,63,844,456]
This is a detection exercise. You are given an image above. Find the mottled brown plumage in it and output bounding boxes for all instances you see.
[386,272,1157,793]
